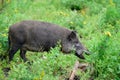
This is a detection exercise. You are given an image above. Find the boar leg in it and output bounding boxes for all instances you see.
[20,49,27,62]
[9,44,21,62]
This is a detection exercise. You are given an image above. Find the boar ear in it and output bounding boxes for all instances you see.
[67,31,77,41]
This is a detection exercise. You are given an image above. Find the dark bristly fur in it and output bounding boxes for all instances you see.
[8,20,90,62]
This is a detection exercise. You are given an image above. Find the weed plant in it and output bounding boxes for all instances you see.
[0,0,120,79]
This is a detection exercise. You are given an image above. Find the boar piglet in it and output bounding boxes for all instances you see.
[8,20,90,62]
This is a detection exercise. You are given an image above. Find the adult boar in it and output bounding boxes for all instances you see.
[8,20,90,62]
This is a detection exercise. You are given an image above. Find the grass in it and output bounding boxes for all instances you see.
[0,0,120,80]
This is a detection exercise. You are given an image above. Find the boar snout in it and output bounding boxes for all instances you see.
[75,49,90,59]
[75,50,85,59]
[75,52,85,59]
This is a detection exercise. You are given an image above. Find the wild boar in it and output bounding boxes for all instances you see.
[8,20,90,62]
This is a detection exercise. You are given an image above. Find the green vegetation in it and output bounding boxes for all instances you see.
[0,0,120,80]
